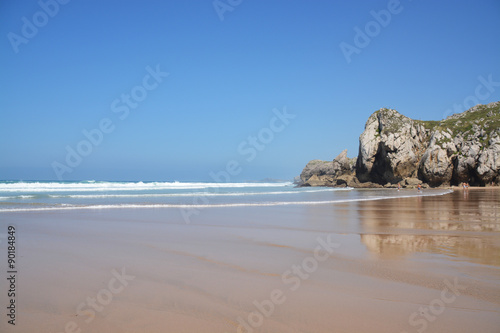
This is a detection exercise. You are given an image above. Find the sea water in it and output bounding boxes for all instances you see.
[0,180,452,212]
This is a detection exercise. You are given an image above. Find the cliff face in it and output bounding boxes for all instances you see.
[356,108,429,184]
[419,102,500,186]
[299,101,500,187]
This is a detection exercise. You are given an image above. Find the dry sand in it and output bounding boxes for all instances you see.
[0,188,499,332]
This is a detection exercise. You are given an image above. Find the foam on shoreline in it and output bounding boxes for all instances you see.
[0,189,452,212]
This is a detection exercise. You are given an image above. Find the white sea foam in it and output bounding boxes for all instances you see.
[0,190,453,212]
[0,181,294,192]
[48,188,345,199]
[0,195,36,200]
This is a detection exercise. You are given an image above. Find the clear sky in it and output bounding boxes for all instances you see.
[1,0,499,181]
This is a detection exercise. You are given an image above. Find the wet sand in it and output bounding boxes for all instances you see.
[0,188,499,332]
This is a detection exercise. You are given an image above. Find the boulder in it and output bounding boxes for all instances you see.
[404,177,421,186]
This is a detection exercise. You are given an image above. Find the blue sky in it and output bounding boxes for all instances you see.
[1,0,499,181]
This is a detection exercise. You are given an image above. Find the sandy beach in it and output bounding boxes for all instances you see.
[0,188,499,333]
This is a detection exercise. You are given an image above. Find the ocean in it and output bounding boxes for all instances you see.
[0,180,452,212]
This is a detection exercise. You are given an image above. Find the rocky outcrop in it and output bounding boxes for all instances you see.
[356,108,429,184]
[299,101,500,187]
[418,102,500,186]
[299,150,356,187]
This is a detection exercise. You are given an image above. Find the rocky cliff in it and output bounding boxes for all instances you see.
[299,101,500,187]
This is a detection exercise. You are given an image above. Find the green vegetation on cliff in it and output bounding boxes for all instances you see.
[416,102,500,142]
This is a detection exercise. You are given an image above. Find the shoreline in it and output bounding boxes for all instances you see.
[0,187,453,213]
[299,183,500,190]
[450,185,500,190]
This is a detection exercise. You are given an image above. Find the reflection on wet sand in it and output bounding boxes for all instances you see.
[358,189,500,266]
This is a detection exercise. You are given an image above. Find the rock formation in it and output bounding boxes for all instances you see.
[299,150,356,187]
[299,101,500,187]
[356,108,429,184]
